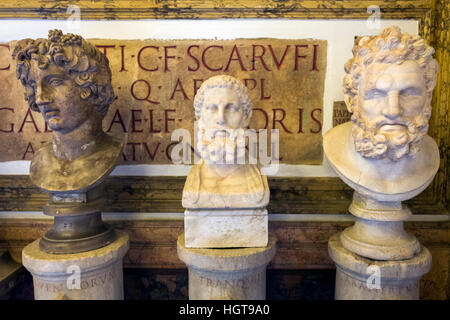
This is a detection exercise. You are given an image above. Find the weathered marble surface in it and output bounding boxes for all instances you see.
[339,192,421,261]
[329,233,431,300]
[182,161,270,209]
[182,75,271,248]
[184,208,268,248]
[324,122,439,202]
[324,26,440,263]
[177,234,276,300]
[22,230,129,300]
[182,75,270,210]
[324,27,441,299]
[325,25,440,200]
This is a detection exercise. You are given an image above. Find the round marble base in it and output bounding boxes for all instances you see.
[340,218,421,261]
[342,191,421,260]
[177,234,276,300]
[22,230,129,300]
[329,233,431,300]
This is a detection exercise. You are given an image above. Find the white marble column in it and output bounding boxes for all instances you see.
[177,234,276,300]
[22,230,129,300]
[328,192,432,299]
[340,192,421,261]
[329,233,431,300]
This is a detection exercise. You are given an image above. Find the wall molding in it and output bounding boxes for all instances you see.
[0,175,448,215]
[0,1,434,20]
[0,218,448,269]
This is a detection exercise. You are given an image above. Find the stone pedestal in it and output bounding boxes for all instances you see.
[184,208,268,248]
[329,233,431,300]
[340,192,420,260]
[22,230,129,300]
[39,185,117,254]
[177,234,276,300]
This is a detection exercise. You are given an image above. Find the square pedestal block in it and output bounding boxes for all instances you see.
[184,208,268,248]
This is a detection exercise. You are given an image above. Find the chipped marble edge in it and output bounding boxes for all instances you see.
[328,233,432,280]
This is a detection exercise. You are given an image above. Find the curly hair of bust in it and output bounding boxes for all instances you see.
[343,26,438,120]
[193,75,252,120]
[12,29,114,118]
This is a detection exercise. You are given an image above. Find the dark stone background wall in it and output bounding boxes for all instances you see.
[2,268,336,300]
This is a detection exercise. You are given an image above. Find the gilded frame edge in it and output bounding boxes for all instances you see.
[0,1,435,20]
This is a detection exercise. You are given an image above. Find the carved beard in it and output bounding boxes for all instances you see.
[197,121,246,165]
[352,112,429,161]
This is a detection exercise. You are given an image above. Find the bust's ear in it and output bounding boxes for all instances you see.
[242,109,252,127]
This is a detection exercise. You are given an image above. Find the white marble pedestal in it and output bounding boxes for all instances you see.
[177,234,276,300]
[340,192,421,260]
[184,208,268,248]
[22,230,129,300]
[329,233,431,300]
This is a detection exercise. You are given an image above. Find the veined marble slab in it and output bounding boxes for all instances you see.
[184,208,268,248]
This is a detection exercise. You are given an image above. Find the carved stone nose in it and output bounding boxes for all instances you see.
[35,84,51,106]
[216,105,226,125]
[383,92,402,119]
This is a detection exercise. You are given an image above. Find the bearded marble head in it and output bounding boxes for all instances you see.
[193,75,252,164]
[343,26,438,161]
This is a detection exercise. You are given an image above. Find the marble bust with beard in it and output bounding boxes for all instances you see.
[182,75,270,209]
[324,26,439,202]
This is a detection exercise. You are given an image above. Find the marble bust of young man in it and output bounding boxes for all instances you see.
[324,26,439,202]
[182,75,269,208]
[13,30,122,193]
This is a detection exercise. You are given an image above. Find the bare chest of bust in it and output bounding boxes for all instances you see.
[182,161,270,209]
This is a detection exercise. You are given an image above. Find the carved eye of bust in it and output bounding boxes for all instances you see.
[48,78,64,87]
[400,87,422,96]
[205,104,217,112]
[364,89,387,100]
[225,104,239,112]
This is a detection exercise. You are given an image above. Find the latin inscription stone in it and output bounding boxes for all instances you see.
[196,269,265,290]
[0,38,326,165]
[333,101,351,127]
